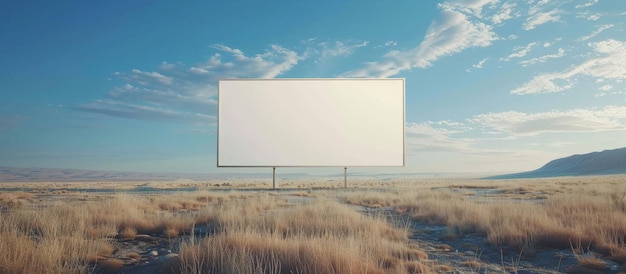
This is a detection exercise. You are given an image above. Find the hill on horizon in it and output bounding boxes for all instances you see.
[487,147,626,179]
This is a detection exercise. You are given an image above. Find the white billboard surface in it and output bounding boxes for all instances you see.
[218,78,404,167]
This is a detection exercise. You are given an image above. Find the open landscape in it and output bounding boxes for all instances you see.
[3,1,625,273]
[2,174,626,274]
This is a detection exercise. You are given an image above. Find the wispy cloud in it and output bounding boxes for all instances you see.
[501,42,537,61]
[76,44,304,125]
[577,11,601,21]
[406,104,626,156]
[123,69,172,86]
[519,48,565,66]
[373,40,397,48]
[439,0,499,18]
[598,84,613,91]
[579,24,614,41]
[575,0,599,9]
[74,99,216,125]
[467,57,490,71]
[511,39,626,95]
[491,1,518,24]
[473,57,490,68]
[342,2,497,77]
[207,44,302,79]
[405,122,472,153]
[317,41,368,57]
[107,82,217,113]
[404,121,557,171]
[415,7,496,66]
[523,9,561,30]
[469,106,626,136]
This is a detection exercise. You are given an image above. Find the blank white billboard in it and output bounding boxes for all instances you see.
[218,78,404,167]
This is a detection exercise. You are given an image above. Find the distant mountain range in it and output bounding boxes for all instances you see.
[487,147,626,179]
[0,167,280,182]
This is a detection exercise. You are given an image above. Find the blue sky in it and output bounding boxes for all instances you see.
[1,0,625,175]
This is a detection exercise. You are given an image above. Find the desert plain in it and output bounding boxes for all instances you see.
[2,175,626,273]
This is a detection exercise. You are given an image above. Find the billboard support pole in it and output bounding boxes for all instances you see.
[272,167,277,189]
[344,167,347,188]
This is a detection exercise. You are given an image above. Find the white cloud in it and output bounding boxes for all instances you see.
[404,120,562,172]
[579,24,614,41]
[588,14,601,21]
[439,0,500,18]
[405,122,472,152]
[77,44,303,124]
[74,99,216,125]
[470,106,626,136]
[523,9,561,30]
[414,9,497,67]
[208,44,302,78]
[543,42,552,47]
[473,57,490,68]
[405,104,626,171]
[511,39,626,94]
[126,69,173,86]
[406,105,626,156]
[519,48,565,66]
[318,41,368,57]
[599,84,613,91]
[501,42,537,61]
[575,0,598,8]
[300,37,317,45]
[491,2,518,24]
[577,12,601,21]
[374,41,398,48]
[342,4,497,77]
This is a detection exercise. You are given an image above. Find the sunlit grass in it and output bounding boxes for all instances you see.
[2,175,626,273]
[343,175,626,270]
[179,198,430,273]
[0,189,431,273]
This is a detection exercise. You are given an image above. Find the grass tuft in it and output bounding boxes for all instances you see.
[97,258,124,271]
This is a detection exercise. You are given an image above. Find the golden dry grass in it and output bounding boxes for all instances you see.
[0,191,240,273]
[0,205,112,273]
[118,227,137,240]
[97,258,125,271]
[2,175,626,273]
[0,189,431,273]
[344,175,626,258]
[178,198,430,274]
[0,191,35,209]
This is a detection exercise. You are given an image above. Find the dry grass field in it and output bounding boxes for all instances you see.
[1,175,626,273]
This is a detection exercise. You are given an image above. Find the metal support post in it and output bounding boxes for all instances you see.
[344,167,347,188]
[272,167,277,189]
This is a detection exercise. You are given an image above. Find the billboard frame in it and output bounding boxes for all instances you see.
[217,78,405,180]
